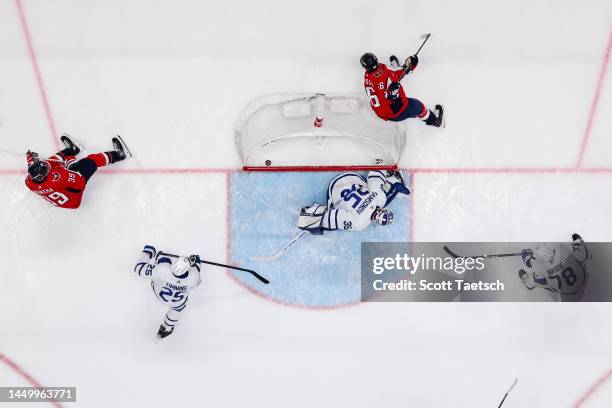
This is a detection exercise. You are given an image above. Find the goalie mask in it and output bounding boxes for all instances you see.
[371,207,393,226]
[28,160,50,182]
[171,257,191,279]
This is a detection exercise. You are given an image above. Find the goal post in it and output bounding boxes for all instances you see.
[235,93,407,172]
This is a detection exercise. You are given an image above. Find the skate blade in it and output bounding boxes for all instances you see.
[115,134,133,157]
[61,133,87,150]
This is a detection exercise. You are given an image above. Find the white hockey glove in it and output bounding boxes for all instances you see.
[297,203,327,235]
[518,269,537,290]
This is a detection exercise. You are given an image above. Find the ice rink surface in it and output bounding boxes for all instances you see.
[0,0,611,406]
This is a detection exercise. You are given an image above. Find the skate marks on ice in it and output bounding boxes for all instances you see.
[229,172,410,308]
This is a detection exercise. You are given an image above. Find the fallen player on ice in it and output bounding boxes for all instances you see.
[25,134,129,209]
[297,170,410,234]
[134,245,202,339]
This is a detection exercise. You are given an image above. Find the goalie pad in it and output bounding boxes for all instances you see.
[297,203,327,235]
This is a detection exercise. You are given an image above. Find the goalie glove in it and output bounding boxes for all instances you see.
[297,203,327,235]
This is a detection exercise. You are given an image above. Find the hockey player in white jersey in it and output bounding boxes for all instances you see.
[297,170,410,234]
[134,245,202,339]
[518,234,589,300]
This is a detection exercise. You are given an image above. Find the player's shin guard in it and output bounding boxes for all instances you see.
[86,151,124,168]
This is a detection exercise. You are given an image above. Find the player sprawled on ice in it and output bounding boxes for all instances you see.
[134,245,202,339]
[25,135,128,209]
[297,170,409,234]
[518,234,590,301]
[360,52,443,127]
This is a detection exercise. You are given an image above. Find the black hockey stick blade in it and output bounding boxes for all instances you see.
[443,245,465,258]
[157,251,269,284]
[200,260,269,284]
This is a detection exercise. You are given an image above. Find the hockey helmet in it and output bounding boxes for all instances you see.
[171,257,191,279]
[533,245,555,264]
[28,160,50,182]
[360,52,379,73]
[371,207,393,226]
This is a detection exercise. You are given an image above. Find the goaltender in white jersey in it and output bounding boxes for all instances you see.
[297,170,410,234]
[518,235,589,301]
[134,245,202,339]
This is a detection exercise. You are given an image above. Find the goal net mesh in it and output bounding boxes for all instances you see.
[235,93,406,171]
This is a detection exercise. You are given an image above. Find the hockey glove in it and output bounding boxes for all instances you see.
[405,55,419,71]
[518,269,537,290]
[26,150,39,165]
[188,254,201,266]
[521,249,535,267]
[297,203,326,235]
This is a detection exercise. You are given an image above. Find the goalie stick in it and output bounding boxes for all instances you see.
[250,230,306,262]
[497,377,518,408]
[443,245,523,260]
[157,251,269,284]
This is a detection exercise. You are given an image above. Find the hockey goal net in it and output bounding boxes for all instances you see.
[235,93,407,171]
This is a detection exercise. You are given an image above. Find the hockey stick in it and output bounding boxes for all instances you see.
[398,33,432,81]
[250,230,307,262]
[158,251,269,284]
[497,377,518,408]
[414,33,431,57]
[443,245,523,260]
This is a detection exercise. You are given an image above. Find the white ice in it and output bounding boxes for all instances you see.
[0,0,611,407]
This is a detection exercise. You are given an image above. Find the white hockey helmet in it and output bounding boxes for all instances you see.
[171,257,191,279]
[371,207,393,226]
[533,245,555,264]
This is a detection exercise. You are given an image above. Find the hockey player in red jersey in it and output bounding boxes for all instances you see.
[25,135,128,209]
[360,52,443,126]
